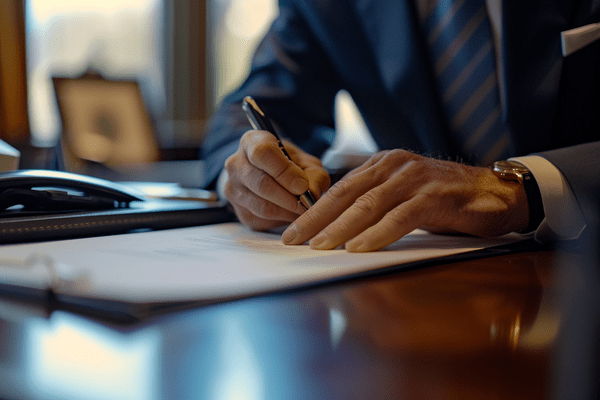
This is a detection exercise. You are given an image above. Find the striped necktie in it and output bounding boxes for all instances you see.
[420,0,512,165]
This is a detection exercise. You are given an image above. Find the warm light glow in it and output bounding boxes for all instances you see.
[26,0,163,146]
[27,313,159,400]
[334,90,379,154]
[321,91,379,170]
[224,0,278,40]
[29,0,153,24]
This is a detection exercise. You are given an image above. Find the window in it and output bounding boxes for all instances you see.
[26,0,164,147]
[208,0,278,104]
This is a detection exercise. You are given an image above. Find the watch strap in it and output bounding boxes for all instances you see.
[521,171,545,233]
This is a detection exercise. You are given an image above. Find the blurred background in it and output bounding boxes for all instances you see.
[0,0,376,185]
[1,0,277,179]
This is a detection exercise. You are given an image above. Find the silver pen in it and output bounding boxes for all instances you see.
[242,96,316,210]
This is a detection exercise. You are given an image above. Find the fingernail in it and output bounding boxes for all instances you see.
[346,240,366,252]
[282,224,298,244]
[309,234,328,249]
[290,178,308,194]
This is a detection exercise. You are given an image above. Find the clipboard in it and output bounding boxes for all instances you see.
[0,222,535,323]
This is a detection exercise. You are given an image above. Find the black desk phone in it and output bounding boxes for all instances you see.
[0,169,144,214]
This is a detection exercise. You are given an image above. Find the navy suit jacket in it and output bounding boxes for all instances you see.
[202,0,600,224]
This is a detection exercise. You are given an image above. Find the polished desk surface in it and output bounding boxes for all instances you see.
[0,246,588,399]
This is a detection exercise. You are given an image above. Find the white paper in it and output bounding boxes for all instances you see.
[0,223,525,304]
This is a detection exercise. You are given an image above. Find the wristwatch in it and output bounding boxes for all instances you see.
[492,160,545,232]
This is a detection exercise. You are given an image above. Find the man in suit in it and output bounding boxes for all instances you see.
[201,0,600,251]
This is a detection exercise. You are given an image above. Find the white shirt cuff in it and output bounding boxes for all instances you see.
[510,155,586,241]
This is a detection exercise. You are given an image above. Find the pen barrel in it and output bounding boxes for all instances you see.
[299,191,316,210]
[242,97,282,140]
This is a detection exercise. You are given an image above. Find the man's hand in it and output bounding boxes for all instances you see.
[281,149,530,251]
[224,130,330,231]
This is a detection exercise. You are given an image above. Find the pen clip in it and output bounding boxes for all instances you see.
[242,96,290,158]
[242,97,279,138]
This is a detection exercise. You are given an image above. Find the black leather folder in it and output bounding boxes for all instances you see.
[0,198,235,244]
[0,169,236,244]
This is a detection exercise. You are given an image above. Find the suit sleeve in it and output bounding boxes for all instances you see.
[538,141,600,227]
[200,0,342,188]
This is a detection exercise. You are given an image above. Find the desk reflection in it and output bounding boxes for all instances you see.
[0,250,557,400]
[337,254,545,353]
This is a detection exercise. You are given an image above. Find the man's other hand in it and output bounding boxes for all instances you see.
[282,149,529,251]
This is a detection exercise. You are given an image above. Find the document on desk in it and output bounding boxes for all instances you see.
[0,222,527,318]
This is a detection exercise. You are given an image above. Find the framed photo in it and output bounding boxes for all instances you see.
[53,73,159,172]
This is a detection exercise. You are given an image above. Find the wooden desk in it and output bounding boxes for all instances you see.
[0,248,579,399]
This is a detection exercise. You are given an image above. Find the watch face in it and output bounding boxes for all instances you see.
[493,160,529,174]
[492,160,529,183]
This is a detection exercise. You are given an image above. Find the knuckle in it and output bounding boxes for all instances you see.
[363,150,412,183]
[353,192,380,215]
[315,173,331,194]
[223,181,248,209]
[240,129,259,146]
[296,208,323,230]
[224,154,238,173]
[327,179,353,200]
[382,148,405,163]
[369,150,391,162]
[233,205,254,226]
[387,148,404,158]
[384,149,420,167]
[223,180,234,200]
[254,199,280,219]
[240,129,253,141]
[401,160,422,177]
[253,170,274,194]
[233,202,280,232]
[271,160,294,181]
[385,207,411,227]
[247,141,276,166]
[223,178,242,201]
[360,151,387,170]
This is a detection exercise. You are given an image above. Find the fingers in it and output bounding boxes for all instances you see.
[307,186,398,249]
[241,132,311,198]
[282,174,380,246]
[292,162,426,250]
[305,166,331,198]
[337,151,390,180]
[229,202,296,232]
[283,148,529,251]
[224,179,300,224]
[225,148,303,213]
[282,150,419,247]
[224,130,329,231]
[284,140,331,197]
[345,196,429,251]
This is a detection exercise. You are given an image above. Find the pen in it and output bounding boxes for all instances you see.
[242,96,316,210]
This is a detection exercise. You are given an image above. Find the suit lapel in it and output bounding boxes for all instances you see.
[501,0,575,154]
